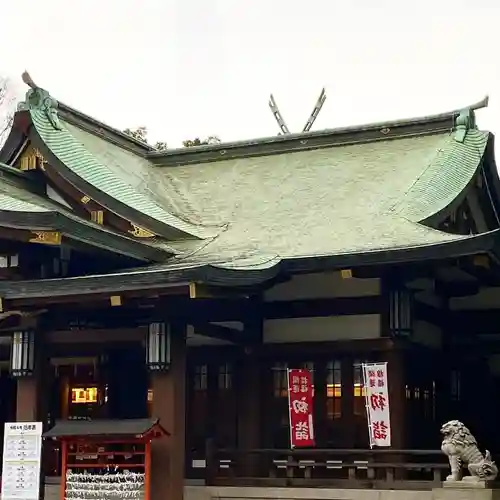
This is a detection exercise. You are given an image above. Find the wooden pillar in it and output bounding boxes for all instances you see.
[14,329,48,423]
[150,322,186,500]
[237,304,263,474]
[16,378,38,421]
[340,357,355,447]
[237,351,261,475]
[382,275,412,450]
[386,346,406,449]
[238,352,261,448]
[312,361,327,446]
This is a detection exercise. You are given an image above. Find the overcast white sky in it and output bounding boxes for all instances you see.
[1,0,499,147]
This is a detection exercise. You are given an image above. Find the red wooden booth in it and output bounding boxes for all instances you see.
[43,418,168,500]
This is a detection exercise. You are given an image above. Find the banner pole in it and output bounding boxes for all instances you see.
[287,368,294,449]
[362,363,374,449]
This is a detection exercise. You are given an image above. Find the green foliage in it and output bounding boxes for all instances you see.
[123,127,220,151]
[123,126,148,143]
[153,141,168,151]
[182,136,221,148]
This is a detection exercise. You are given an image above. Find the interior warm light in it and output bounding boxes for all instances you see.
[147,389,153,402]
[71,387,98,404]
[326,384,342,398]
[353,383,366,397]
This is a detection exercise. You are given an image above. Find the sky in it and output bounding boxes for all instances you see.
[1,0,500,148]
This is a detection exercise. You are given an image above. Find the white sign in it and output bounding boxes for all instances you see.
[362,363,391,447]
[1,422,43,500]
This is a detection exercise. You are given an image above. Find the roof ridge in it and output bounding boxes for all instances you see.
[148,96,489,158]
[148,96,489,167]
[58,101,153,155]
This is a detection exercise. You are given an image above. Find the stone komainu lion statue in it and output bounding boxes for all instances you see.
[441,420,498,483]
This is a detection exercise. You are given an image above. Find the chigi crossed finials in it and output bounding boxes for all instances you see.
[268,87,327,134]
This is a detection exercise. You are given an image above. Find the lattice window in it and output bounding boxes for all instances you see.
[326,360,342,419]
[353,359,368,416]
[194,364,208,391]
[218,363,232,390]
[272,362,288,398]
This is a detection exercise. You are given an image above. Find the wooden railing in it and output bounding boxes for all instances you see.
[204,443,449,489]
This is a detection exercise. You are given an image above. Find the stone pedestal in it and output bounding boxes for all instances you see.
[433,482,500,500]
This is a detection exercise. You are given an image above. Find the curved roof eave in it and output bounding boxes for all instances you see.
[27,106,218,241]
[0,193,171,262]
[0,228,496,301]
[390,128,491,225]
[0,102,219,241]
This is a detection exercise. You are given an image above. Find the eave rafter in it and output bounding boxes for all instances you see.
[190,321,247,345]
[0,281,251,309]
[17,144,157,239]
[0,226,61,247]
[0,200,168,262]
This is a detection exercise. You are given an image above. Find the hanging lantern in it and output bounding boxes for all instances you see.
[389,288,413,337]
[145,322,171,371]
[10,330,36,377]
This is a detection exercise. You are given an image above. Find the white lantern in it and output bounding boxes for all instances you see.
[389,288,412,337]
[10,330,36,377]
[146,322,171,371]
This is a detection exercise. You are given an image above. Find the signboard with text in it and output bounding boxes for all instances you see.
[1,422,43,500]
[362,363,391,447]
[287,368,315,448]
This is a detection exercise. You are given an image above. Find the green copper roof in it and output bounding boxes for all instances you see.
[391,128,488,222]
[0,172,172,261]
[62,121,220,228]
[159,130,480,267]
[0,192,50,213]
[8,83,493,273]
[29,104,219,239]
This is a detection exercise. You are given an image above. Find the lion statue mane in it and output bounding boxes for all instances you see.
[441,420,497,483]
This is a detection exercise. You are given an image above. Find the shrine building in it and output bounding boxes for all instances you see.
[0,79,500,499]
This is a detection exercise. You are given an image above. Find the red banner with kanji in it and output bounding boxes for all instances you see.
[287,368,315,448]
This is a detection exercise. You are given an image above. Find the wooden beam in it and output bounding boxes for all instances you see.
[0,226,41,245]
[6,284,192,308]
[414,300,448,329]
[47,328,144,344]
[190,322,247,344]
[449,309,500,336]
[39,295,384,333]
[467,190,489,233]
[434,266,480,297]
[28,231,61,246]
[262,296,382,319]
[189,282,249,300]
[459,255,500,287]
[41,161,141,235]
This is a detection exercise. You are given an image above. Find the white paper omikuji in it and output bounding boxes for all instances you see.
[65,471,145,499]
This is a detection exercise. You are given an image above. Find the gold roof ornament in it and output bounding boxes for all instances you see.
[129,224,155,238]
[18,70,62,130]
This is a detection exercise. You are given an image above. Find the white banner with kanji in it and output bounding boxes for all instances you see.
[362,362,391,447]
